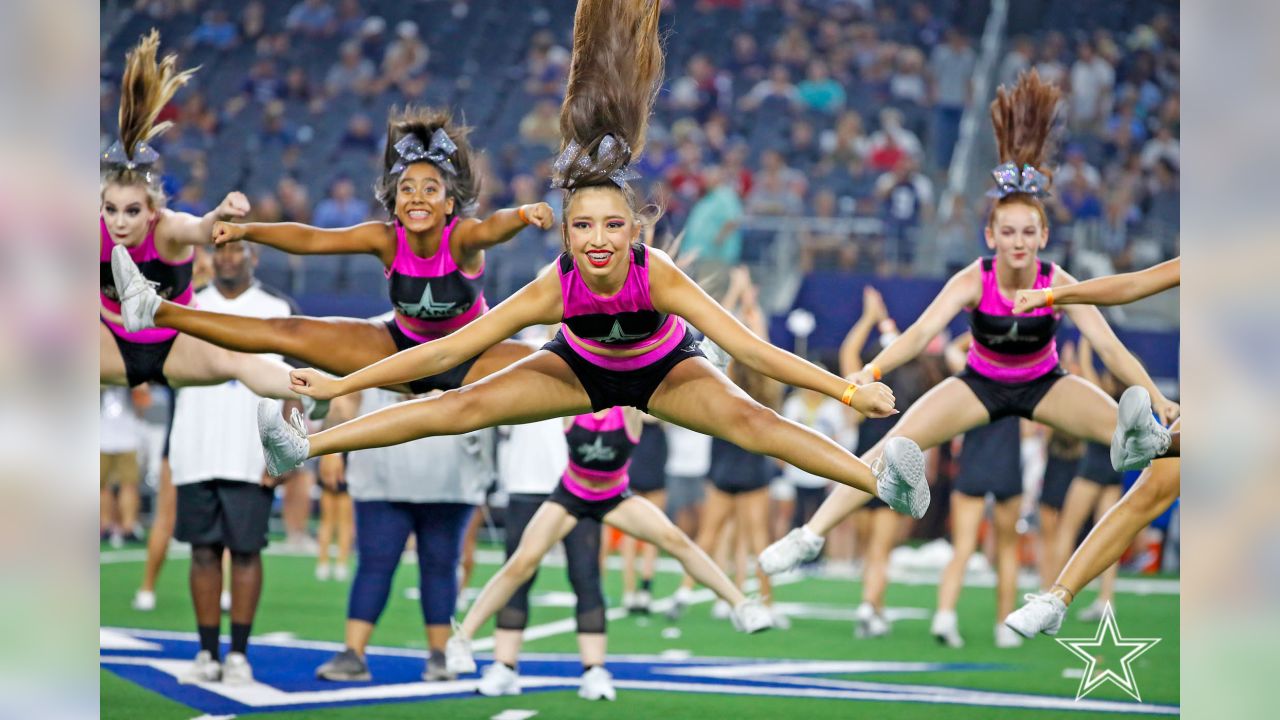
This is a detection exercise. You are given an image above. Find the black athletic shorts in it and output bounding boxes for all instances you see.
[1040,454,1078,510]
[629,423,668,493]
[958,366,1067,421]
[1077,441,1123,486]
[547,479,633,522]
[541,327,706,412]
[709,438,772,495]
[175,479,274,553]
[104,318,175,388]
[384,319,479,394]
[953,417,1023,501]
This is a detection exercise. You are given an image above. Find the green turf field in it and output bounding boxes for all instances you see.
[100,541,1179,718]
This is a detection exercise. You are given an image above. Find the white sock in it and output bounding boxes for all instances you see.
[800,525,822,544]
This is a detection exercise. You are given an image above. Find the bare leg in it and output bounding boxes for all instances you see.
[282,467,315,544]
[457,502,578,639]
[344,619,375,656]
[491,629,524,667]
[738,489,774,602]
[1056,458,1181,598]
[1036,505,1061,591]
[162,334,305,400]
[937,493,984,612]
[603,496,746,606]
[1054,478,1102,601]
[861,508,899,610]
[1031,375,1119,446]
[461,340,537,384]
[139,459,175,593]
[803,378,990,536]
[1092,485,1123,605]
[680,486,733,591]
[577,632,606,668]
[317,491,335,568]
[992,495,1022,622]
[458,509,484,594]
[621,534,639,597]
[307,351,592,458]
[100,325,129,386]
[336,493,354,567]
[119,479,140,535]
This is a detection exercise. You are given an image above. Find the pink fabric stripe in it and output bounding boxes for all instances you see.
[389,217,462,276]
[561,471,630,501]
[393,296,487,341]
[967,349,1060,383]
[572,407,626,432]
[559,245,653,317]
[563,316,687,371]
[975,255,1056,317]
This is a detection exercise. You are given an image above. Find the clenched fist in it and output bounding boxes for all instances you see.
[211,220,248,245]
[519,202,556,230]
[290,368,346,400]
[848,381,898,418]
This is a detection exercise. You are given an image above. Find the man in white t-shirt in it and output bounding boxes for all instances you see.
[170,241,299,685]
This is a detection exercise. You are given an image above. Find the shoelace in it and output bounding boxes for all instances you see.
[287,407,308,438]
[122,274,160,301]
[869,455,888,482]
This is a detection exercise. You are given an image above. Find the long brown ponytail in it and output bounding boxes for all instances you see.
[987,69,1061,227]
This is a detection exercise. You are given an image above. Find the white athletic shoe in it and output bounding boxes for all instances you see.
[711,599,732,620]
[445,625,476,675]
[665,585,695,621]
[221,652,254,685]
[931,610,965,648]
[759,527,825,575]
[874,437,930,519]
[699,336,732,373]
[1111,386,1171,471]
[1004,592,1068,638]
[730,596,774,633]
[180,650,222,684]
[131,589,156,612]
[622,592,638,612]
[633,589,652,615]
[333,563,350,582]
[111,245,160,332]
[315,563,332,581]
[258,399,310,477]
[770,605,792,630]
[220,590,232,613]
[1076,599,1109,622]
[994,623,1024,648]
[854,602,890,639]
[579,666,617,701]
[476,661,521,696]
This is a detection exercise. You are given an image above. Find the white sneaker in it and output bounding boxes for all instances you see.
[258,399,310,477]
[315,563,332,581]
[730,597,774,633]
[699,336,732,373]
[759,527,825,575]
[711,599,732,620]
[110,532,124,549]
[220,590,232,613]
[994,623,1024,648]
[333,563,350,582]
[634,589,652,614]
[1004,592,1068,638]
[874,437,930,519]
[132,589,156,612]
[1076,599,1108,622]
[665,585,694,621]
[931,610,964,648]
[445,626,476,675]
[770,605,792,630]
[476,661,521,696]
[578,666,617,701]
[180,650,221,684]
[854,602,890,639]
[221,651,254,685]
[622,592,637,611]
[111,245,160,332]
[1111,386,1171,471]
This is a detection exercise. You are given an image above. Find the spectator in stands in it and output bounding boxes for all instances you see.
[276,176,312,224]
[1142,158,1179,256]
[867,107,922,172]
[1140,124,1179,170]
[285,0,337,39]
[518,98,561,151]
[313,177,368,229]
[523,30,570,100]
[773,26,813,74]
[798,188,855,273]
[1068,41,1116,135]
[889,46,929,107]
[1056,144,1102,190]
[746,149,806,218]
[665,140,707,218]
[874,155,933,270]
[172,184,211,217]
[335,0,366,38]
[239,1,268,44]
[383,20,430,86]
[936,194,980,275]
[242,58,284,106]
[788,119,822,170]
[325,40,377,98]
[187,8,239,51]
[682,165,744,272]
[335,112,379,155]
[908,1,946,50]
[797,59,846,114]
[670,53,727,122]
[101,387,144,547]
[1033,32,1068,87]
[727,32,765,85]
[1053,169,1105,226]
[1105,89,1148,155]
[281,65,316,107]
[821,110,872,166]
[357,15,388,63]
[999,35,1034,87]
[253,101,299,150]
[738,64,801,113]
[928,27,974,170]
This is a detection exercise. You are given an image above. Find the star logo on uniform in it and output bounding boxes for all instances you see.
[1056,602,1161,702]
[982,321,1022,345]
[397,284,458,319]
[576,436,617,463]
[601,319,650,343]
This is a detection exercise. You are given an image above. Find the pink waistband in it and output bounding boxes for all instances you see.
[100,286,193,344]
[967,343,1059,384]
[393,300,487,343]
[562,315,686,371]
[561,470,630,502]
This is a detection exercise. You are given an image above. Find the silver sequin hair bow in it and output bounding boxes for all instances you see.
[390,128,458,176]
[550,134,642,189]
[102,140,160,172]
[986,162,1051,198]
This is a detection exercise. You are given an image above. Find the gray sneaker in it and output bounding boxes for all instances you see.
[423,649,456,682]
[873,437,930,519]
[258,399,310,476]
[315,648,371,681]
[110,244,160,332]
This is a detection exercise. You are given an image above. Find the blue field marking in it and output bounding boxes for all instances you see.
[101,628,1179,716]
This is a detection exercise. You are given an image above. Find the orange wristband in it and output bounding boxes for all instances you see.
[1044,288,1054,308]
[868,363,882,381]
[517,206,531,225]
[841,384,859,406]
